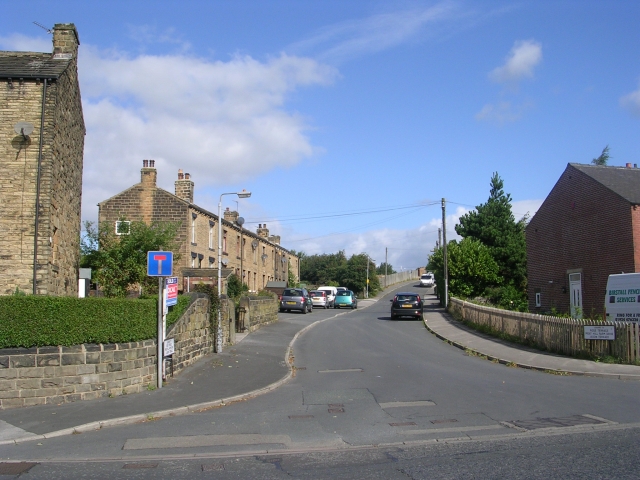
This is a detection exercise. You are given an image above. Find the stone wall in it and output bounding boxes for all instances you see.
[238,295,279,332]
[0,341,156,409]
[166,294,212,373]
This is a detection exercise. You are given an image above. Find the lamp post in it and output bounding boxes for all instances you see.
[218,190,251,353]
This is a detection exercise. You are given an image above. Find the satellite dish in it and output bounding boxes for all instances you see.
[14,121,34,137]
[251,240,258,249]
[221,258,229,266]
[236,217,245,226]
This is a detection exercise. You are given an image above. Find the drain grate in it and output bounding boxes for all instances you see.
[511,415,607,430]
[0,463,38,475]
[389,422,416,426]
[328,408,345,413]
[123,463,158,469]
[202,463,225,471]
[431,419,458,424]
[289,415,314,419]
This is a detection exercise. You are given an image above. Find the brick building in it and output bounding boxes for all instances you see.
[0,24,85,296]
[526,163,640,318]
[98,161,299,293]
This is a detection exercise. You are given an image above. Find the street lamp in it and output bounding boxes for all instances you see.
[217,190,251,353]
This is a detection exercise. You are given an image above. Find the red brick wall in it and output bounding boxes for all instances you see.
[526,164,636,317]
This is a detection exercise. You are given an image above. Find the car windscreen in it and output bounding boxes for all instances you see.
[283,289,303,296]
[336,292,350,297]
[396,295,417,301]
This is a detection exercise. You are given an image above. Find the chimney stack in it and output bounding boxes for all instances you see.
[52,23,80,58]
[257,223,269,238]
[223,208,239,223]
[141,159,157,187]
[627,163,632,168]
[174,169,194,203]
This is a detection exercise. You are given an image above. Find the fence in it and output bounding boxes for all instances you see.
[378,269,420,289]
[449,298,640,364]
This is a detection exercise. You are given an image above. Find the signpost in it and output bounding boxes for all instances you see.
[147,251,173,389]
[165,277,178,307]
[584,325,616,341]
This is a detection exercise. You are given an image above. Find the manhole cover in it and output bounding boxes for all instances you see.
[0,463,38,475]
[511,415,607,430]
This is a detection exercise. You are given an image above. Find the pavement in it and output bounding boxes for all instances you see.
[1,283,639,446]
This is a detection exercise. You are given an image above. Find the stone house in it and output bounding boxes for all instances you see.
[98,161,299,293]
[0,24,85,296]
[526,163,640,318]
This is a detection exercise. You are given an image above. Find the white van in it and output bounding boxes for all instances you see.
[604,273,640,322]
[317,286,338,308]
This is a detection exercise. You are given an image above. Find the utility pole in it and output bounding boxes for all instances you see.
[366,256,369,299]
[441,198,448,309]
[385,247,388,289]
[438,227,441,249]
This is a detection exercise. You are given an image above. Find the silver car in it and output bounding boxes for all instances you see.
[310,290,330,309]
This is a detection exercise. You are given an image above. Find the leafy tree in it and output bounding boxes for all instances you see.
[300,251,347,285]
[226,273,248,299]
[455,173,527,303]
[80,219,181,298]
[287,262,298,288]
[376,262,396,275]
[428,238,501,300]
[338,254,380,297]
[591,145,610,166]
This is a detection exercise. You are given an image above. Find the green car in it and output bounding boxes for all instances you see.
[334,290,358,309]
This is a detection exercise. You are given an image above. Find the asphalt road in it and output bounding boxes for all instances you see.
[2,283,640,478]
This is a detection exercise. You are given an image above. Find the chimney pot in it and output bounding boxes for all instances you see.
[149,160,155,167]
[143,159,148,167]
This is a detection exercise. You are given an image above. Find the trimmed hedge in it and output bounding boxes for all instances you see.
[0,294,193,348]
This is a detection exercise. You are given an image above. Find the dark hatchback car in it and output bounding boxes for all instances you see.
[390,292,423,319]
[280,288,313,314]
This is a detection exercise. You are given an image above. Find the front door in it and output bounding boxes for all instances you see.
[569,273,582,319]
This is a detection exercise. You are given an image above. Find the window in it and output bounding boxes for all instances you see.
[115,221,130,235]
[535,292,541,307]
[209,257,215,268]
[236,235,240,257]
[191,214,197,244]
[223,230,227,253]
[209,222,214,249]
[191,252,197,268]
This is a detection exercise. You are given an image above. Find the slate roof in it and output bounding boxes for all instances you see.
[0,52,71,79]
[570,163,640,204]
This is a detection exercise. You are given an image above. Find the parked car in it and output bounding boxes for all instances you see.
[334,290,358,309]
[280,288,313,314]
[420,273,435,288]
[336,287,348,293]
[317,286,337,307]
[310,290,330,309]
[390,292,423,319]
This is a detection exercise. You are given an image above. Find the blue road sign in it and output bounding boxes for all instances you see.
[147,251,173,276]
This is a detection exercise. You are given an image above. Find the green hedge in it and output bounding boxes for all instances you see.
[0,294,193,349]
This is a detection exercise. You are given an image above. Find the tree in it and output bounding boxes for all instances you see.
[300,251,347,285]
[428,238,501,300]
[287,262,298,288]
[591,145,610,166]
[337,254,380,297]
[226,273,248,299]
[455,173,527,305]
[376,262,396,275]
[80,219,180,297]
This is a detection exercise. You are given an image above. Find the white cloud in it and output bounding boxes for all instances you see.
[79,46,338,220]
[288,1,459,63]
[620,82,640,117]
[511,199,543,221]
[489,39,542,84]
[0,34,51,52]
[475,101,533,123]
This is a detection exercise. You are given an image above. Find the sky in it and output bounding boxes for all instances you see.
[1,1,639,271]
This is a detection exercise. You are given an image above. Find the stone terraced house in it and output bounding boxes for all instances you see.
[0,23,85,296]
[98,161,299,294]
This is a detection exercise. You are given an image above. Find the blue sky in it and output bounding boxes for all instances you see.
[1,1,639,270]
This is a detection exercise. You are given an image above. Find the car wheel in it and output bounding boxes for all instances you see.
[324,304,328,309]
[279,308,284,313]
[302,305,307,314]
[351,305,355,309]
[391,313,397,320]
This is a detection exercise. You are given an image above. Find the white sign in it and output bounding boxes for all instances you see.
[584,325,615,341]
[163,338,175,356]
